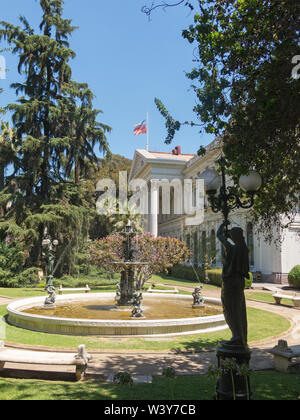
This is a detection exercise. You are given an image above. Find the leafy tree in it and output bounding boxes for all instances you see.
[86,154,133,239]
[145,0,300,238]
[89,233,190,290]
[97,154,132,186]
[0,0,111,273]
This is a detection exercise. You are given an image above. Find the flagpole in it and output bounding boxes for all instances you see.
[146,112,149,151]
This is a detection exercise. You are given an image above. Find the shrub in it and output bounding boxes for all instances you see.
[14,267,41,287]
[206,269,253,288]
[113,372,133,386]
[245,272,253,289]
[89,234,190,290]
[0,267,41,288]
[288,265,300,288]
[0,241,33,287]
[168,265,205,282]
[207,268,222,287]
[170,266,253,289]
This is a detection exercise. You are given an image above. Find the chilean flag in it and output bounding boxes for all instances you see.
[134,120,147,135]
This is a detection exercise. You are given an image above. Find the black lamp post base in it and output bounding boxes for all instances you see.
[215,341,252,400]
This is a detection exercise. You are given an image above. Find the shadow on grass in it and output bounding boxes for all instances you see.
[0,375,215,400]
[0,371,299,400]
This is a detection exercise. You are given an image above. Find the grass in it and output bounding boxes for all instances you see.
[150,274,219,291]
[0,288,46,298]
[0,285,118,298]
[0,277,292,351]
[0,371,299,400]
[0,274,216,299]
[245,291,295,306]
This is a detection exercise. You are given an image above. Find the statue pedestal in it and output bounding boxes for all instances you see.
[215,341,252,400]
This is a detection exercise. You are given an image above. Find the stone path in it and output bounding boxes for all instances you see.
[85,286,300,378]
[0,296,15,306]
[0,284,299,381]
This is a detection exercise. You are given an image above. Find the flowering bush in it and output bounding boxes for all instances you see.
[89,233,190,290]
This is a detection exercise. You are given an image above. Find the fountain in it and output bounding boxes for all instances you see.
[130,292,144,319]
[192,286,205,308]
[41,230,59,310]
[6,222,228,337]
[112,221,147,307]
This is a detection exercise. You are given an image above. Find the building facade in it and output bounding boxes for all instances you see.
[129,142,300,284]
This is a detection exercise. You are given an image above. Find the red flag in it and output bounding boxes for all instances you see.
[134,120,147,135]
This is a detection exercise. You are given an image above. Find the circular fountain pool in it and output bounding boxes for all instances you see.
[7,293,227,337]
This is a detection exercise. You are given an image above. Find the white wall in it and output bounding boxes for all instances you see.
[280,227,300,274]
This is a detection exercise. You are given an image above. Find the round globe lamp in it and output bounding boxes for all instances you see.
[239,171,262,193]
[199,169,222,194]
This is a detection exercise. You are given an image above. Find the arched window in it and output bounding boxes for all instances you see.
[247,223,254,266]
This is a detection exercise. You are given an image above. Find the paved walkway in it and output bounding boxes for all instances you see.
[85,285,300,378]
[1,285,299,380]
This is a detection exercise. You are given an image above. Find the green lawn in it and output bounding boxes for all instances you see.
[0,274,216,299]
[150,274,218,291]
[0,279,291,351]
[0,286,118,298]
[245,291,294,306]
[0,371,299,400]
[0,304,290,352]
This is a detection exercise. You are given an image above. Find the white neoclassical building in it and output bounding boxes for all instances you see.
[129,141,300,284]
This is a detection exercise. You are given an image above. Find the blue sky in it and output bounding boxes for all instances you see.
[0,0,214,160]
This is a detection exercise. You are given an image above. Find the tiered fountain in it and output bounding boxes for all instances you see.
[7,223,227,337]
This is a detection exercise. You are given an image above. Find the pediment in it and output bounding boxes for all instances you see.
[129,152,146,180]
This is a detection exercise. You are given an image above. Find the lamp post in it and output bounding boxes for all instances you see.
[199,157,262,400]
[200,157,262,234]
[42,229,58,309]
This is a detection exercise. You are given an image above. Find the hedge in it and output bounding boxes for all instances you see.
[168,265,205,282]
[169,265,253,289]
[288,265,300,288]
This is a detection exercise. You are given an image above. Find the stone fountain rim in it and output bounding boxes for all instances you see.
[7,292,224,327]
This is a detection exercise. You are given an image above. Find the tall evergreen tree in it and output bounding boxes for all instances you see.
[0,0,111,273]
[59,81,111,185]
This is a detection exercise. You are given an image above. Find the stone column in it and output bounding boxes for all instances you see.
[149,180,159,237]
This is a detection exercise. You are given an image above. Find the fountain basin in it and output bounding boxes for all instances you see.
[7,293,227,337]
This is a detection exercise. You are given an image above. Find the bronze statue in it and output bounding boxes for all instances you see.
[217,222,250,349]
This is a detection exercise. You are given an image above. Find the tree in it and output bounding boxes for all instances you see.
[59,81,111,185]
[146,0,300,238]
[0,0,111,273]
[89,233,190,290]
[85,154,133,240]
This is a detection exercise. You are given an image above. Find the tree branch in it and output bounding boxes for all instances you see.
[142,1,194,19]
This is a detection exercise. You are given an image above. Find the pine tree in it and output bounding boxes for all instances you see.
[0,0,111,274]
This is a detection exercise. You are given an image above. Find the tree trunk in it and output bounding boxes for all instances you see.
[75,161,80,185]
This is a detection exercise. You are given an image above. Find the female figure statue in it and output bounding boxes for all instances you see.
[217,222,250,349]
